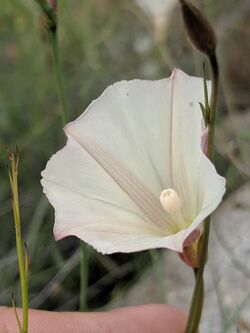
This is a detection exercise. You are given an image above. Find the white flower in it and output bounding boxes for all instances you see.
[41,69,226,254]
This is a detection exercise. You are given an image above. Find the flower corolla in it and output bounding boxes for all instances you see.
[41,69,226,255]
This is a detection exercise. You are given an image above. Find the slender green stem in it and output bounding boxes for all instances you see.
[79,241,89,311]
[9,154,29,333]
[50,31,68,126]
[185,53,219,333]
[186,269,204,331]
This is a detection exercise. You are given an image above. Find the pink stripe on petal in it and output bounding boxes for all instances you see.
[201,127,208,155]
[66,132,179,234]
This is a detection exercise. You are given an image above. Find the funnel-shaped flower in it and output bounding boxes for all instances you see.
[41,69,225,254]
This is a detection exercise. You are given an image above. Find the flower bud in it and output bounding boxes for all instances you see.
[179,0,216,56]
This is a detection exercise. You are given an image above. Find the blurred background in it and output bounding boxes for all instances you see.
[0,0,249,331]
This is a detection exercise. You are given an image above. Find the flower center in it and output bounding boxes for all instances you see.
[160,188,182,214]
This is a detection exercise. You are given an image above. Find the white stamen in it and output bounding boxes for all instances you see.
[160,188,182,214]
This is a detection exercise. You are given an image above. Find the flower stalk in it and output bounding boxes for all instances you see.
[179,1,220,332]
[8,148,29,333]
[184,44,219,333]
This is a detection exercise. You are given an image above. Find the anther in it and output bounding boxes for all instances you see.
[160,188,182,214]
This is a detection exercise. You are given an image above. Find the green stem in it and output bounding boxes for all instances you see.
[79,241,89,311]
[11,157,29,333]
[185,53,219,333]
[187,269,204,331]
[15,220,29,333]
[50,31,68,125]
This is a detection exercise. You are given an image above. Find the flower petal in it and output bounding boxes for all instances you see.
[64,77,175,196]
[169,69,211,222]
[41,137,186,253]
[184,155,226,239]
[41,137,166,237]
[82,229,187,254]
